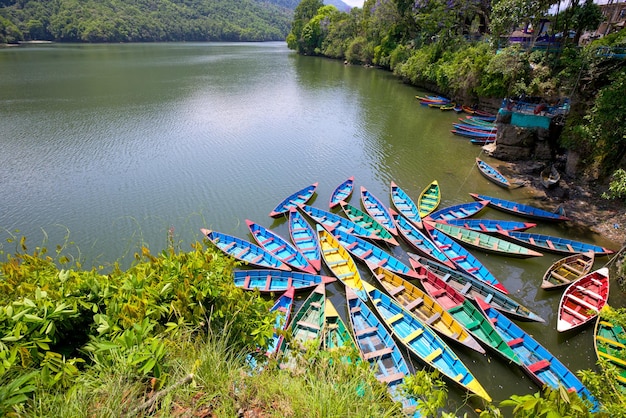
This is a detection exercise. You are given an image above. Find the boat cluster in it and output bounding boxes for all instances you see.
[202,178,617,414]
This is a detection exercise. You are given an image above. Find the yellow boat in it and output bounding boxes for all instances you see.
[418,180,441,218]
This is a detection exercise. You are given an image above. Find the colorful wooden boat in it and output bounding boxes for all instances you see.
[418,180,441,218]
[299,204,375,241]
[368,264,485,353]
[454,123,497,133]
[594,312,626,388]
[423,223,509,293]
[327,226,419,279]
[390,181,422,229]
[541,165,560,189]
[557,267,610,332]
[462,116,495,127]
[451,129,497,140]
[329,176,354,209]
[408,254,544,323]
[233,269,336,292]
[469,193,570,222]
[443,218,536,233]
[269,182,318,217]
[360,186,398,236]
[541,251,595,290]
[288,208,322,272]
[475,297,600,410]
[317,225,368,301]
[201,229,291,271]
[430,221,543,258]
[394,214,455,269]
[470,138,496,145]
[339,201,399,246]
[425,200,488,222]
[266,287,296,357]
[246,219,317,274]
[322,298,359,361]
[497,230,614,256]
[476,158,512,188]
[345,287,419,415]
[413,264,520,364]
[439,102,457,111]
[365,282,492,402]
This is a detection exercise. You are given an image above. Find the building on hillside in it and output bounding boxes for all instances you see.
[596,1,626,37]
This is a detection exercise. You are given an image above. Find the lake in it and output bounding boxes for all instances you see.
[0,41,622,411]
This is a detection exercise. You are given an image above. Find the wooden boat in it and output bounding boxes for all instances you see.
[476,158,512,188]
[497,230,615,257]
[288,208,322,272]
[541,251,595,290]
[368,264,485,353]
[475,297,600,410]
[365,282,492,402]
[416,94,450,104]
[418,180,441,218]
[594,312,626,387]
[541,165,560,189]
[443,218,536,233]
[462,116,495,127]
[439,103,457,111]
[201,229,291,271]
[299,204,375,241]
[454,124,497,133]
[423,223,509,294]
[557,267,610,332]
[329,176,354,209]
[425,200,488,222]
[428,101,453,108]
[327,226,418,279]
[269,182,318,218]
[322,298,358,356]
[246,219,317,274]
[430,221,543,258]
[451,129,497,140]
[461,105,476,114]
[390,181,422,229]
[339,201,399,246]
[345,287,419,415]
[233,269,336,292]
[266,287,295,357]
[360,187,398,236]
[408,253,544,323]
[412,264,520,364]
[470,138,496,145]
[394,214,456,269]
[317,225,368,301]
[469,193,569,222]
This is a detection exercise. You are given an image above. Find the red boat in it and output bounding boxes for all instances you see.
[557,267,609,332]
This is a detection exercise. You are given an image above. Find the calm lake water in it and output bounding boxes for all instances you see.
[1,42,623,410]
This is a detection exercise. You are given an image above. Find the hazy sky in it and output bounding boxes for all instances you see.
[339,0,616,12]
[342,0,364,8]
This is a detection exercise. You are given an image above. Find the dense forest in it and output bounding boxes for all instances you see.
[0,0,296,42]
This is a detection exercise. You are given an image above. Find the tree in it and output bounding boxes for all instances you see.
[286,0,324,52]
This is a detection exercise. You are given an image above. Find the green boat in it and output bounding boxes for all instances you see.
[431,221,543,259]
[594,310,626,388]
[322,299,360,364]
[417,180,441,218]
[339,201,399,246]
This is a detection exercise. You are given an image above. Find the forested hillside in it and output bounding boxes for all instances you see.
[0,0,293,42]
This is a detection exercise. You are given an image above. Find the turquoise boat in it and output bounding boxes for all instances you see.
[394,214,455,269]
[288,208,322,272]
[266,287,295,357]
[329,176,354,209]
[269,182,318,217]
[339,201,399,246]
[360,186,398,236]
[390,181,422,229]
[233,269,336,292]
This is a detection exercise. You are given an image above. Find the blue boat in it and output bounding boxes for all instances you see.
[266,287,295,357]
[345,287,420,416]
[328,226,419,279]
[364,283,492,402]
[201,229,291,271]
[246,219,317,274]
[394,214,456,269]
[475,158,512,188]
[453,123,497,133]
[475,298,600,411]
[451,129,496,140]
[390,181,422,229]
[408,253,544,323]
[269,183,318,218]
[497,230,615,257]
[442,218,536,233]
[423,223,510,294]
[233,269,336,292]
[360,186,398,236]
[329,176,354,209]
[425,200,488,222]
[299,204,375,241]
[469,193,569,222]
[288,208,322,272]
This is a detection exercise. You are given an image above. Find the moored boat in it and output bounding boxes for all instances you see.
[476,158,512,188]
[329,176,354,209]
[288,208,322,272]
[266,287,295,357]
[394,214,455,269]
[233,269,336,292]
[594,311,626,388]
[201,229,291,271]
[469,193,569,222]
[430,221,543,258]
[451,129,497,140]
[541,165,560,189]
[368,264,485,353]
[557,267,610,332]
[418,180,441,218]
[497,230,615,257]
[541,251,595,290]
[299,204,375,241]
[339,201,399,246]
[246,219,317,274]
[360,186,398,236]
[425,200,488,222]
[390,181,422,229]
[365,282,492,402]
[269,183,318,217]
[475,297,600,410]
[443,218,536,233]
[322,298,359,361]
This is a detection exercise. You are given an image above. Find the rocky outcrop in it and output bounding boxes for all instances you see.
[485,112,554,161]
